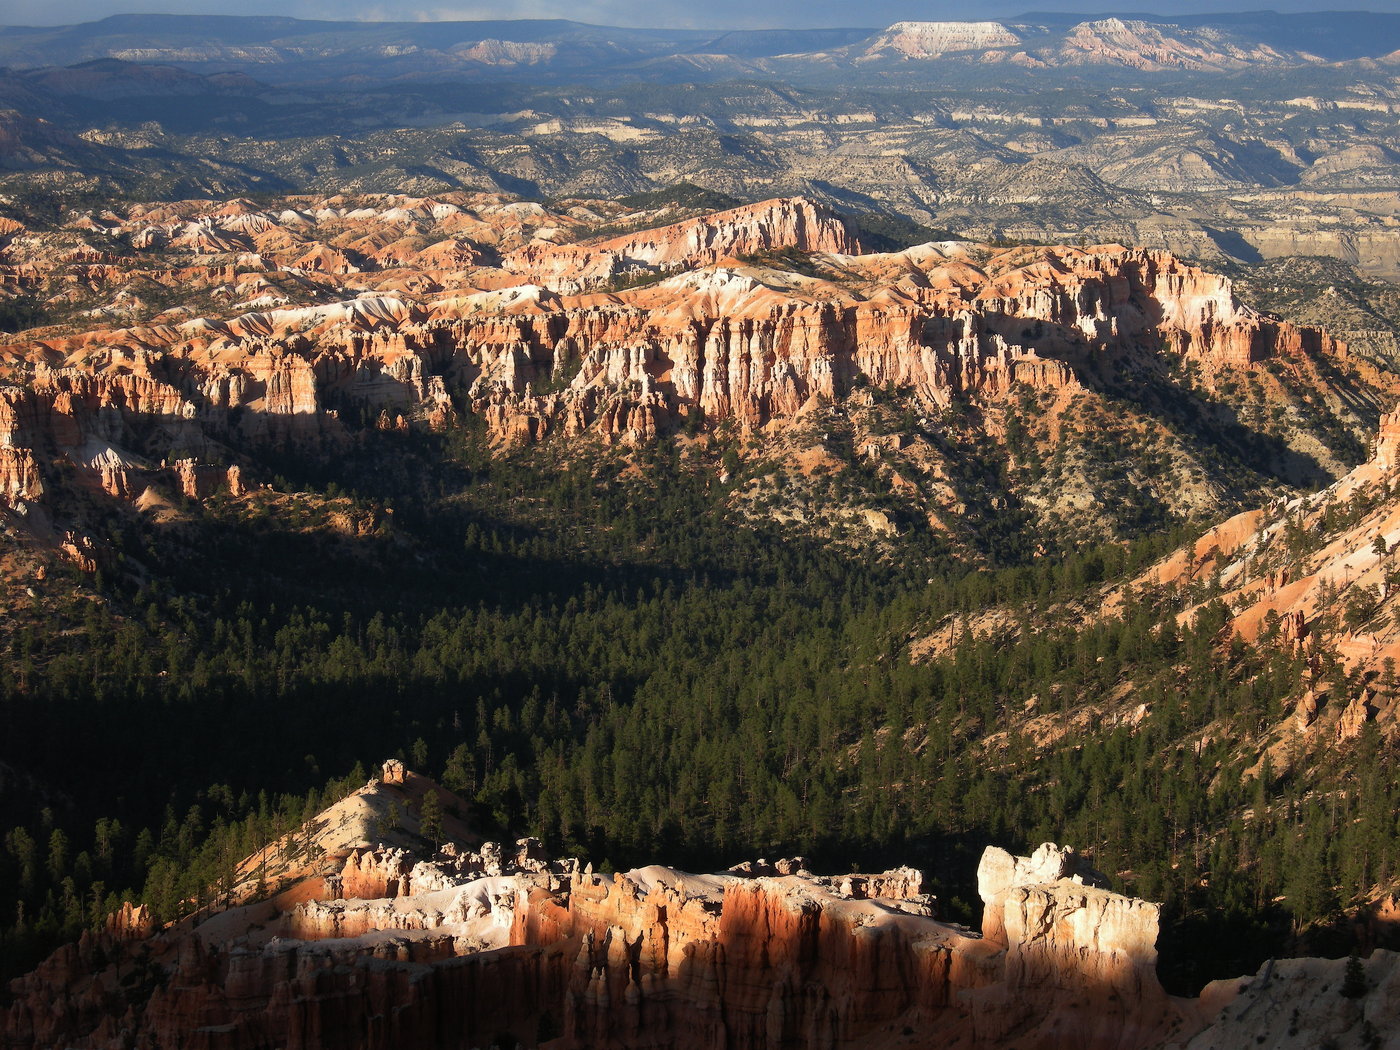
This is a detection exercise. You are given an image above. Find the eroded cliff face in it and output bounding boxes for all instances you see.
[971,846,1172,1049]
[514,863,977,1050]
[1,190,1391,588]
[0,190,1365,519]
[501,197,864,291]
[2,805,1201,1050]
[529,854,1174,1050]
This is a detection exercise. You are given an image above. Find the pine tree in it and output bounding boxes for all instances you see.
[419,792,443,850]
[1341,952,1368,998]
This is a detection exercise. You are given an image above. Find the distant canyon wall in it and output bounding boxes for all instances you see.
[0,198,1343,505]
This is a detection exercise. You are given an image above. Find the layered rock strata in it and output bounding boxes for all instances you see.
[0,192,1351,509]
[502,196,864,291]
[1,830,1199,1050]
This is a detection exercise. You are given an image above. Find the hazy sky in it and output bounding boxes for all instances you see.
[6,0,1400,30]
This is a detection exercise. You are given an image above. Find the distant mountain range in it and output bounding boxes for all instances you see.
[4,12,1400,83]
[4,12,1400,283]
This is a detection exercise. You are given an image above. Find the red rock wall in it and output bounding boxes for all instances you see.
[1,858,1189,1050]
[503,197,864,287]
[1376,405,1400,468]
[505,868,1168,1050]
[0,237,1344,505]
[1,922,568,1050]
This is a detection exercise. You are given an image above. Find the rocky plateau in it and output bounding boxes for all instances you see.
[6,15,1400,279]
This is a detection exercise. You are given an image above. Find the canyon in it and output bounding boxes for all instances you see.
[4,20,1400,1043]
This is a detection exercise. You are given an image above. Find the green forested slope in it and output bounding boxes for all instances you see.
[2,429,1397,995]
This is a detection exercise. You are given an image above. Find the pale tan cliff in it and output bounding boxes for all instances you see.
[0,811,1207,1050]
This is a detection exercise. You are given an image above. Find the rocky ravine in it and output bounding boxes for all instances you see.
[0,760,1259,1050]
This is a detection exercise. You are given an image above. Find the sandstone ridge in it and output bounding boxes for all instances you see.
[0,191,1367,529]
[501,196,864,291]
[1,775,1209,1050]
[1126,399,1400,755]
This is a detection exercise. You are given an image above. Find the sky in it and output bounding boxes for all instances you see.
[6,0,1400,30]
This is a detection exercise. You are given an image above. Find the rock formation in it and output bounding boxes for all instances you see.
[866,21,1021,59]
[972,846,1170,1049]
[1376,403,1400,469]
[851,15,1319,71]
[976,841,1107,947]
[1,805,1211,1050]
[1182,952,1400,1050]
[0,191,1368,530]
[502,197,864,290]
[1337,691,1377,741]
[1056,18,1310,72]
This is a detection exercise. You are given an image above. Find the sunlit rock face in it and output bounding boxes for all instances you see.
[2,811,1201,1050]
[0,192,1342,501]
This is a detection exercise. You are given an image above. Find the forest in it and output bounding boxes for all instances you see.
[0,419,1392,998]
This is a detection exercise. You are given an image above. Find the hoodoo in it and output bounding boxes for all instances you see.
[0,771,1205,1050]
[0,194,1363,509]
